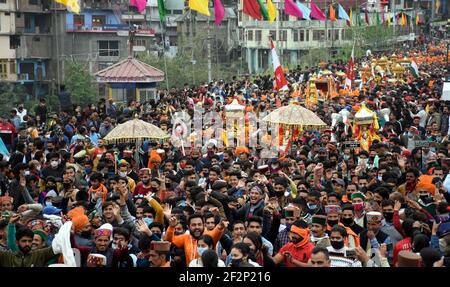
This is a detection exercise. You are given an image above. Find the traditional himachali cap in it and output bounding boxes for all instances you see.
[397,251,421,267]
[311,215,327,227]
[351,192,366,200]
[150,241,171,252]
[366,211,383,222]
[94,223,113,240]
[325,205,341,215]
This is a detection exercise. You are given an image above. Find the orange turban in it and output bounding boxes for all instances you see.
[235,146,249,156]
[72,215,90,232]
[148,150,162,169]
[416,181,436,195]
[67,206,85,219]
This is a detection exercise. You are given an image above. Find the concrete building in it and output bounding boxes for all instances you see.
[0,0,17,82]
[239,0,353,73]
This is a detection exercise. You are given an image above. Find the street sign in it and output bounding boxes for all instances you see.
[117,30,129,37]
[133,46,146,52]
[414,140,430,148]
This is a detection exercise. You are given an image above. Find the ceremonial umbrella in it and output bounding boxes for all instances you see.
[262,102,327,131]
[103,116,170,168]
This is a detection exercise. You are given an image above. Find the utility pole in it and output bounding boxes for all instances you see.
[207,19,212,83]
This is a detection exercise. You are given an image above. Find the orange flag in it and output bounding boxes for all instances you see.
[329,4,336,21]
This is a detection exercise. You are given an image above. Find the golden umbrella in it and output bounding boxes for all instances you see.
[262,102,327,131]
[103,117,170,169]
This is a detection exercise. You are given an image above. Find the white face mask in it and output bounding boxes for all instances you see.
[24,170,30,176]
[50,160,59,168]
[119,172,127,178]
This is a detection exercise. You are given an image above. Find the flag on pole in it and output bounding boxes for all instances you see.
[310,0,327,21]
[296,1,311,20]
[345,45,355,90]
[387,13,391,26]
[256,0,270,20]
[267,0,276,23]
[410,60,419,77]
[270,39,288,91]
[157,0,167,22]
[54,0,81,14]
[189,0,210,16]
[329,4,336,21]
[243,0,263,20]
[284,0,303,18]
[415,13,419,25]
[401,13,406,26]
[214,0,225,25]
[337,4,349,21]
[348,9,353,26]
[376,11,381,25]
[365,9,370,25]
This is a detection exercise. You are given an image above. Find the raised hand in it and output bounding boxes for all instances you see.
[163,203,172,219]
[168,216,178,228]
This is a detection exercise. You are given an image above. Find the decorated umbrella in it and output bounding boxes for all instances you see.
[103,116,170,169]
[262,102,327,153]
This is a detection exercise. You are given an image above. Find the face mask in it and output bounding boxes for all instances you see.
[50,160,59,168]
[119,172,127,178]
[330,240,344,250]
[328,219,339,227]
[307,203,318,210]
[112,243,118,249]
[142,179,150,185]
[80,230,91,238]
[63,183,71,189]
[151,187,159,193]
[45,200,53,206]
[197,247,208,256]
[143,217,153,226]
[342,217,354,226]
[85,168,92,175]
[408,132,414,138]
[383,212,394,222]
[352,202,364,212]
[419,194,429,201]
[24,170,30,176]
[377,175,383,181]
[231,258,242,267]
[343,155,350,160]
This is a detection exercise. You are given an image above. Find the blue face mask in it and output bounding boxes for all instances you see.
[197,247,208,256]
[307,203,318,210]
[137,257,150,268]
[85,168,92,175]
[143,217,153,226]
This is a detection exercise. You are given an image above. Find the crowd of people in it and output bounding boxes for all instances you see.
[0,38,449,268]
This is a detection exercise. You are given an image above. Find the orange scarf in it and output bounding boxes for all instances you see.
[89,183,108,202]
[290,225,310,248]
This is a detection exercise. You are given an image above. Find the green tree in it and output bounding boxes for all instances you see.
[64,60,97,104]
[0,83,27,116]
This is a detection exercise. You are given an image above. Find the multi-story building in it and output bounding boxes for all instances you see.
[0,0,17,82]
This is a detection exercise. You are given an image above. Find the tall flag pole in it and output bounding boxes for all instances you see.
[270,37,288,91]
[345,44,355,91]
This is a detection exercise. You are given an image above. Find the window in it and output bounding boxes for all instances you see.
[172,10,183,14]
[92,15,106,27]
[328,30,331,40]
[305,30,309,41]
[395,0,401,4]
[10,61,16,75]
[0,0,7,3]
[334,29,339,40]
[0,60,7,79]
[300,30,305,41]
[269,30,276,40]
[255,30,262,41]
[239,30,243,41]
[293,30,298,42]
[73,15,85,28]
[98,41,119,57]
[247,30,253,41]
[280,11,289,21]
[280,30,287,41]
[313,30,325,41]
[29,0,38,5]
[135,39,147,47]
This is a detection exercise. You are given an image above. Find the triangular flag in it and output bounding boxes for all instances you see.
[54,0,80,14]
[415,13,420,25]
[296,1,311,20]
[329,4,336,21]
[214,0,225,25]
[337,4,349,21]
[157,0,167,22]
[387,14,391,26]
[243,0,263,20]
[310,0,327,21]
[189,0,210,16]
[401,13,406,26]
[285,0,303,18]
[267,0,276,23]
[270,39,288,91]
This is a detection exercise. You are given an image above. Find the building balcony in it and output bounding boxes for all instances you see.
[65,24,155,36]
[82,0,128,10]
[18,0,52,13]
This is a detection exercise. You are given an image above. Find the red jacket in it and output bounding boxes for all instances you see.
[393,237,412,266]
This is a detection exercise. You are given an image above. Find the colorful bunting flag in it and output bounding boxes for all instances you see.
[296,1,311,20]
[285,0,303,18]
[365,9,370,25]
[329,4,336,21]
[54,0,80,14]
[270,39,288,91]
[157,0,166,22]
[214,0,225,25]
[130,0,147,13]
[348,9,353,26]
[267,0,276,23]
[310,0,327,21]
[189,0,210,16]
[337,4,349,21]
